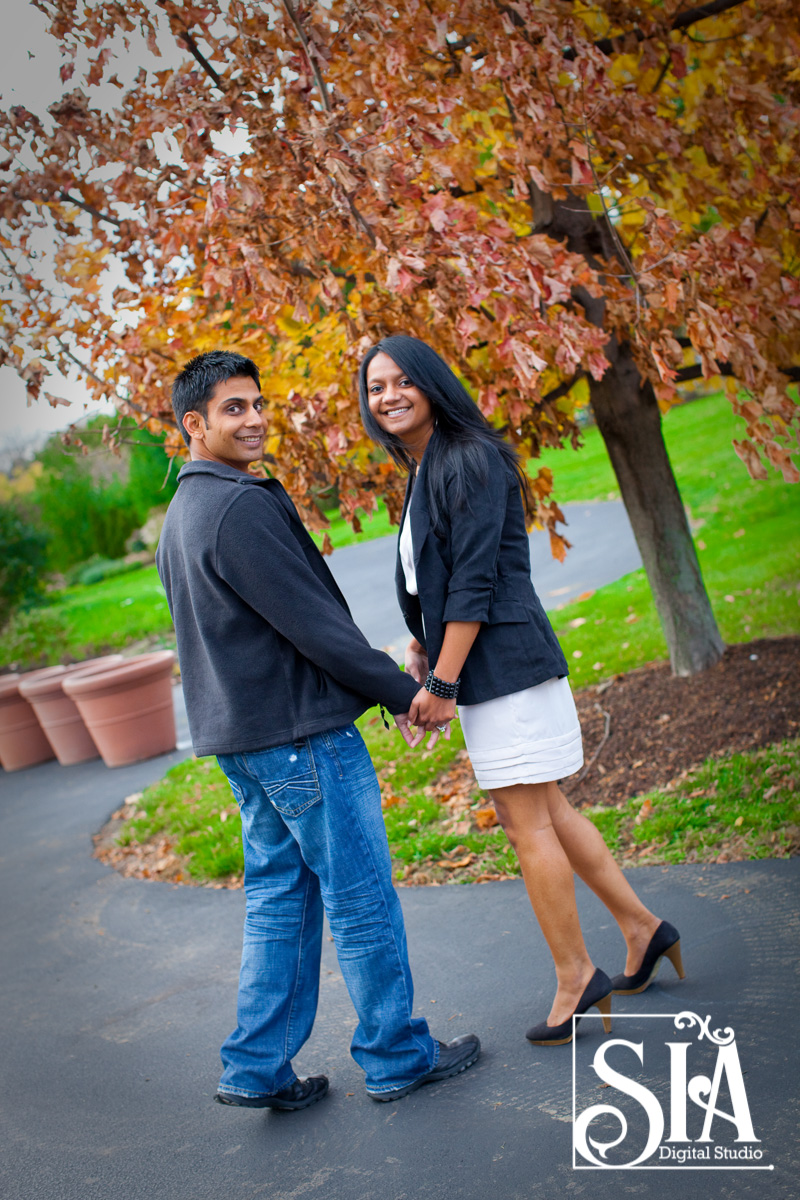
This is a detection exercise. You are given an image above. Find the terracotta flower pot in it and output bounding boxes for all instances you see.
[0,671,57,772]
[19,656,124,766]
[63,651,177,768]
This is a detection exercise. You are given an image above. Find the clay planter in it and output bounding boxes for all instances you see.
[63,651,177,768]
[0,672,57,772]
[19,656,124,766]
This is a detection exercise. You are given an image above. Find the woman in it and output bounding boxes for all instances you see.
[358,335,685,1046]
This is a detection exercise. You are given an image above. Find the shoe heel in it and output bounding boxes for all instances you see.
[595,993,612,1034]
[664,940,686,980]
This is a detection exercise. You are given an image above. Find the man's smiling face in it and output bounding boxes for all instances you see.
[183,375,266,471]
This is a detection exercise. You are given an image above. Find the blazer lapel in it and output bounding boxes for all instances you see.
[409,452,432,569]
[395,465,416,600]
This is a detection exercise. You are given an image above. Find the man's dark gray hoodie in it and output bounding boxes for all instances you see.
[156,460,418,756]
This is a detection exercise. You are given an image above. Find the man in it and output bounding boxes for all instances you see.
[156,350,480,1111]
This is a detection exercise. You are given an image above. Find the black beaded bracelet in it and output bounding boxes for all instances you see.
[425,669,460,700]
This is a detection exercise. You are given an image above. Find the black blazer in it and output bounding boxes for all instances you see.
[395,435,569,706]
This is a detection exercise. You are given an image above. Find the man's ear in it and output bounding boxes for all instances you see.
[183,411,206,442]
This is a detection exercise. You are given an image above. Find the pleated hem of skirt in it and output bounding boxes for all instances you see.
[469,731,584,788]
[473,754,584,788]
[467,724,582,765]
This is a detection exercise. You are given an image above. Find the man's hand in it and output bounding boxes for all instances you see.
[394,712,427,748]
[405,638,429,685]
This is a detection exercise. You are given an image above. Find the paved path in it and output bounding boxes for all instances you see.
[1,724,798,1199]
[326,500,641,657]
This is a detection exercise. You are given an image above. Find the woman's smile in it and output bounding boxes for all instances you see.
[366,351,434,457]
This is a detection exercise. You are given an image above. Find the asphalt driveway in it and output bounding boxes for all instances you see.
[1,735,798,1200]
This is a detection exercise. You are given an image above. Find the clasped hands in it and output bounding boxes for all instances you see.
[393,640,455,750]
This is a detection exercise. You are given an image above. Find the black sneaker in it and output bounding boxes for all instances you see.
[367,1035,481,1102]
[215,1075,329,1111]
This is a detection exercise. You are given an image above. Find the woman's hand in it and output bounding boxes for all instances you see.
[409,687,456,730]
[405,638,429,685]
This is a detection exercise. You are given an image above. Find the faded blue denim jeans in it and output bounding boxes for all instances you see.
[216,724,436,1097]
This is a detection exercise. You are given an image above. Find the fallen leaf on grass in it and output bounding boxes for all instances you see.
[436,855,475,869]
[474,806,498,830]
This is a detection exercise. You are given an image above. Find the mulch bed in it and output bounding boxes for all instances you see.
[561,637,799,809]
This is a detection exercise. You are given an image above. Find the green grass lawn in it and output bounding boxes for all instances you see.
[0,565,175,669]
[540,392,800,688]
[588,739,800,865]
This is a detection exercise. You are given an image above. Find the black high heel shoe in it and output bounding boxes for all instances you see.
[526,968,613,1046]
[611,920,686,995]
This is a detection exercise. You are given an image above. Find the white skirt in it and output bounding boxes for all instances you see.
[458,676,583,790]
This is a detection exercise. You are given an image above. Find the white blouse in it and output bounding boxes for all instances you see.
[399,491,418,596]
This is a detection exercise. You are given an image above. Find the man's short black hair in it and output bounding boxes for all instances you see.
[172,351,261,446]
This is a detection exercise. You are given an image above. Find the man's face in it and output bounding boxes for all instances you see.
[184,375,266,471]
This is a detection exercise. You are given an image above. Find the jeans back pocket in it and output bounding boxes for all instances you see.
[248,739,322,818]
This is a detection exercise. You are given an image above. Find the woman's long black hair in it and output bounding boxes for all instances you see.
[358,335,531,533]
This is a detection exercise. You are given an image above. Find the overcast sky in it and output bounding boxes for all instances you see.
[0,3,159,458]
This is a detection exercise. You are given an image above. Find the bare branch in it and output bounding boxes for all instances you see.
[281,0,332,113]
[58,190,123,228]
[539,371,586,406]
[280,0,376,247]
[177,28,226,89]
[562,0,751,60]
[674,362,800,383]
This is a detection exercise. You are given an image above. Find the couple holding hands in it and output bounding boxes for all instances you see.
[156,338,683,1112]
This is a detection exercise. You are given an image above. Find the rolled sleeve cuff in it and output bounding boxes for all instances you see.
[442,586,493,624]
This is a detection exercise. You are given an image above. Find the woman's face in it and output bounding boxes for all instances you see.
[365,351,435,454]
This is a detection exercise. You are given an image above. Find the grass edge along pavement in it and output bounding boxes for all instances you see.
[96,725,800,889]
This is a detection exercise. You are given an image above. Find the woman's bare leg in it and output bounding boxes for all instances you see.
[542,782,661,974]
[489,781,596,1026]
[492,780,662,983]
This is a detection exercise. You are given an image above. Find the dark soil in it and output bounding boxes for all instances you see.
[562,637,800,808]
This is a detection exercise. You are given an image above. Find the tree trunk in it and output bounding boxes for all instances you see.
[588,336,724,675]
[533,190,725,675]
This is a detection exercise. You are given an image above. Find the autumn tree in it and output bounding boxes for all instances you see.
[1,0,798,675]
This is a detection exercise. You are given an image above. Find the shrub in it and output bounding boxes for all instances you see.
[74,557,146,587]
[0,501,49,630]
[0,605,69,669]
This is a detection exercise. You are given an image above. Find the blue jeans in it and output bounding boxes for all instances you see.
[216,724,436,1096]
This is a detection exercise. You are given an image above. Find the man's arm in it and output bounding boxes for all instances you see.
[216,489,420,716]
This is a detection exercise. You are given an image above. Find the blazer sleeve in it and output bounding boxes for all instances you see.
[215,489,419,714]
[441,449,512,624]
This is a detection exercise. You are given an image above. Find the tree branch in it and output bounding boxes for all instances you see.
[280,0,376,247]
[55,342,177,428]
[58,190,123,227]
[0,242,177,430]
[281,0,332,112]
[674,362,800,383]
[539,371,586,406]
[177,29,226,89]
[562,0,751,61]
